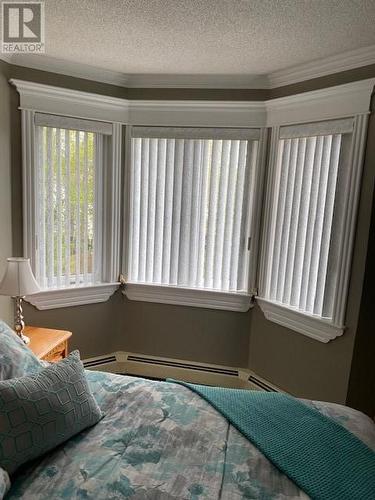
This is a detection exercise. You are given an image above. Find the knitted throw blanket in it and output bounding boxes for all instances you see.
[169,380,375,500]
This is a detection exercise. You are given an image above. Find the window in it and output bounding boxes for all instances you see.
[258,117,367,341]
[35,121,101,288]
[125,127,265,310]
[21,111,121,309]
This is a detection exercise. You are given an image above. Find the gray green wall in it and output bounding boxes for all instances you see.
[1,60,374,410]
[0,61,12,323]
[347,100,375,419]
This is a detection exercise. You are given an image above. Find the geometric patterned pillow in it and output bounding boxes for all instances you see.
[0,350,103,474]
[0,320,42,380]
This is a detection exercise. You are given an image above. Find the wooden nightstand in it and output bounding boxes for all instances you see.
[24,326,72,363]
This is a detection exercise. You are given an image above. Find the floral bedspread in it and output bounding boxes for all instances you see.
[7,371,375,499]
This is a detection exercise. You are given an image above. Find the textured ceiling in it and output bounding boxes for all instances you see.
[9,0,375,76]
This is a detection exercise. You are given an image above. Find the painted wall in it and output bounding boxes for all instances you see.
[3,61,375,407]
[23,292,252,367]
[0,62,13,324]
[347,97,375,418]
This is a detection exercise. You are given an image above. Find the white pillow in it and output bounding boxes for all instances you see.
[0,467,10,499]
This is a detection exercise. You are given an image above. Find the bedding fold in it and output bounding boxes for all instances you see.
[169,379,375,500]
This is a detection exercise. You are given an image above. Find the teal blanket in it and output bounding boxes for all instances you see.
[170,380,375,500]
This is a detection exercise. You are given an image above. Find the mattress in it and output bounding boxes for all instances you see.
[7,370,375,499]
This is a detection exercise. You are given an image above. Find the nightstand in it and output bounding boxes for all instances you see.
[24,326,72,363]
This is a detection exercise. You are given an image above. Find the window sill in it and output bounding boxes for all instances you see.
[25,283,119,310]
[124,283,252,312]
[256,298,344,343]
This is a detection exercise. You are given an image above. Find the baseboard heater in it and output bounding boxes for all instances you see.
[83,354,118,373]
[247,375,278,392]
[83,351,282,392]
[126,355,239,376]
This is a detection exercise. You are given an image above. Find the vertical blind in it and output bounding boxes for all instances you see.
[262,119,354,319]
[36,123,100,288]
[128,127,260,293]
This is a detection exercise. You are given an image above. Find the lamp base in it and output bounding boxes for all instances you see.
[19,333,30,344]
[13,296,29,344]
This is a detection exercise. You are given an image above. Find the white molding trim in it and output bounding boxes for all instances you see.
[128,100,267,127]
[10,79,268,127]
[25,283,119,310]
[10,79,130,123]
[269,44,375,88]
[266,78,375,126]
[124,283,253,312]
[0,54,12,64]
[5,54,270,89]
[11,78,375,130]
[4,44,375,89]
[332,114,370,324]
[256,298,344,343]
[21,110,37,270]
[6,54,130,87]
[246,127,269,291]
[102,123,122,282]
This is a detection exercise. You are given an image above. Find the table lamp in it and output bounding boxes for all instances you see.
[0,258,40,344]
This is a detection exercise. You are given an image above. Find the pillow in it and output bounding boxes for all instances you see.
[0,468,10,499]
[0,320,42,380]
[0,350,103,474]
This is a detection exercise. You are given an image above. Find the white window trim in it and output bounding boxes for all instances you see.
[26,283,119,310]
[18,109,122,310]
[256,298,344,343]
[125,283,253,312]
[257,113,370,342]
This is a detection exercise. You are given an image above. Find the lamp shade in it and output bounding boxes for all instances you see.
[0,258,40,297]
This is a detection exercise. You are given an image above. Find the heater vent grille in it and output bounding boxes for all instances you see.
[247,375,278,392]
[83,355,117,368]
[126,355,239,377]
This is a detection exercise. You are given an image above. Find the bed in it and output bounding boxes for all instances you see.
[5,369,375,500]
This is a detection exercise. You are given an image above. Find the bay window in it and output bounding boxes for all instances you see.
[13,77,372,340]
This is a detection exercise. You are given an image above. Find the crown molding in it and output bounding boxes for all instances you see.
[10,78,130,123]
[269,44,375,88]
[266,78,375,126]
[10,79,268,127]
[10,77,375,129]
[5,54,269,89]
[4,54,130,87]
[0,54,12,64]
[3,44,375,90]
